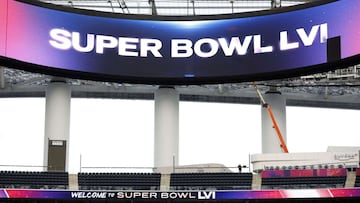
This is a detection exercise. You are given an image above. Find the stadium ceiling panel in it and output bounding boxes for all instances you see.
[1,0,360,109]
[40,0,312,15]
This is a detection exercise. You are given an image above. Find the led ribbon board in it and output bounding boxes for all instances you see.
[0,189,360,200]
[0,0,360,84]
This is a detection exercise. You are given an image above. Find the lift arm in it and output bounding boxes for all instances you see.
[253,82,289,153]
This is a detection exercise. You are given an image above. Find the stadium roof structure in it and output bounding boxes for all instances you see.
[1,0,360,109]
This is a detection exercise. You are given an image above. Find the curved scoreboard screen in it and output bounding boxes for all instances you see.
[0,0,360,84]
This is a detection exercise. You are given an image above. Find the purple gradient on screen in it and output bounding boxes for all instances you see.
[0,190,8,198]
[6,1,60,66]
[0,0,8,56]
[337,4,360,58]
[6,189,70,199]
[216,190,284,199]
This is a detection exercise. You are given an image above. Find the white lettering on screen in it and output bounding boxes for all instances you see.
[49,23,328,58]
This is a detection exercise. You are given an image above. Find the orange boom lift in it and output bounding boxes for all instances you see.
[253,82,289,153]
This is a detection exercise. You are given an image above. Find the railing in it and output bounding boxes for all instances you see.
[0,164,248,173]
[79,165,249,173]
[0,165,48,172]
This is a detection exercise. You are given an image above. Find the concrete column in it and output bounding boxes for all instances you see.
[44,80,71,171]
[261,88,287,153]
[154,87,179,172]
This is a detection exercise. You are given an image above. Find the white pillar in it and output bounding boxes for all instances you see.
[154,87,179,171]
[44,80,71,171]
[261,89,287,153]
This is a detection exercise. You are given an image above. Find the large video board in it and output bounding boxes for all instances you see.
[0,0,360,84]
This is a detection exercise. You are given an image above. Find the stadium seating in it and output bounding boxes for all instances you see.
[0,171,69,189]
[261,168,347,189]
[0,169,358,190]
[78,172,161,190]
[169,172,253,190]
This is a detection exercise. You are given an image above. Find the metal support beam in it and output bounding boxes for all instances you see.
[108,0,115,12]
[230,0,234,13]
[191,0,195,15]
[148,0,157,15]
[271,0,281,8]
[117,0,130,13]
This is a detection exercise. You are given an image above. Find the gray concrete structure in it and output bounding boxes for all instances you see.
[261,90,287,153]
[154,87,179,171]
[44,80,71,171]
